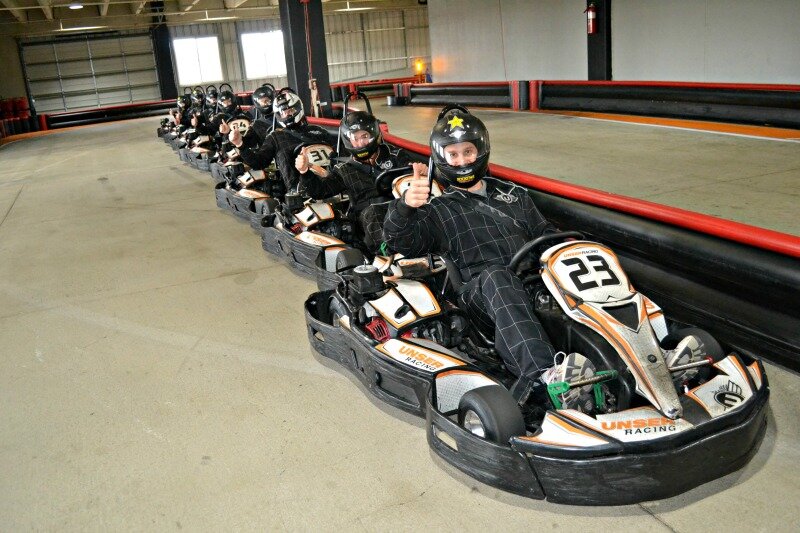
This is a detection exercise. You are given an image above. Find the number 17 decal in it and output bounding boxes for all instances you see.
[562,254,620,291]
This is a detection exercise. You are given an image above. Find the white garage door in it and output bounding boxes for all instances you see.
[22,33,161,114]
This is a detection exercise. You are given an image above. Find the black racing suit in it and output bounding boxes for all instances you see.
[237,121,335,193]
[236,108,274,151]
[383,176,557,399]
[209,110,269,183]
[299,143,409,250]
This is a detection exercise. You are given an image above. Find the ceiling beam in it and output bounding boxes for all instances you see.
[100,0,110,16]
[36,0,53,20]
[223,0,249,8]
[0,0,26,22]
[180,0,201,13]
[132,0,146,14]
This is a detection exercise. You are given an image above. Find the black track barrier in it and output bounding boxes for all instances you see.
[540,84,800,128]
[408,84,512,108]
[411,86,509,96]
[410,95,512,107]
[47,100,175,129]
[329,77,418,102]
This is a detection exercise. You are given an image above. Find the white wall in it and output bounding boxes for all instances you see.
[427,0,587,82]
[613,0,800,83]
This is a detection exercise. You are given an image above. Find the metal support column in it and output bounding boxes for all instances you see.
[587,0,612,80]
[150,4,177,101]
[278,0,330,114]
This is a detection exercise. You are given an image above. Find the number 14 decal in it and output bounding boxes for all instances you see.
[562,254,620,291]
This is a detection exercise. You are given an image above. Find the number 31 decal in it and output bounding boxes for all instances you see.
[562,254,620,291]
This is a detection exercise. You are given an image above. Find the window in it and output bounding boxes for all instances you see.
[241,31,287,79]
[172,36,223,86]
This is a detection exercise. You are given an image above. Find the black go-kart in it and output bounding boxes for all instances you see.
[259,162,447,290]
[303,232,769,505]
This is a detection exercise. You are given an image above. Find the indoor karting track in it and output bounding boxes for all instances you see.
[0,109,798,530]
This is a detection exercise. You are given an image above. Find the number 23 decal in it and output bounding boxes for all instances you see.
[562,254,620,291]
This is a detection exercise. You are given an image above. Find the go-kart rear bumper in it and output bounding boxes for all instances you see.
[304,291,432,415]
[214,183,258,221]
[261,226,342,289]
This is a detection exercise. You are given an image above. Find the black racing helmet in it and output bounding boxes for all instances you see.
[218,90,237,114]
[429,105,490,188]
[252,84,275,113]
[177,94,191,109]
[190,87,205,107]
[205,87,219,107]
[339,111,381,161]
[273,88,304,128]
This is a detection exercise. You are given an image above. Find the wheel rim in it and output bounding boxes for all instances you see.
[462,410,486,438]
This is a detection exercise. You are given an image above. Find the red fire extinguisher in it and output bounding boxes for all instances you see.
[585,3,597,34]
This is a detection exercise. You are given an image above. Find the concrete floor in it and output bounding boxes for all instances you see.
[0,115,798,530]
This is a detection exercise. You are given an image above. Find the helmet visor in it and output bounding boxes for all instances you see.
[346,130,375,149]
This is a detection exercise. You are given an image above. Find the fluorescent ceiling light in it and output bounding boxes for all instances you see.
[68,2,84,9]
[335,1,374,12]
[57,19,106,31]
[201,10,238,21]
[57,25,107,31]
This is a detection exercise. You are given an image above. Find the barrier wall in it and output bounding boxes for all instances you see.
[312,117,800,371]
[329,76,418,102]
[537,81,800,128]
[44,100,176,129]
[393,80,800,128]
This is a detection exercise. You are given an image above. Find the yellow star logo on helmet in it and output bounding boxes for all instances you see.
[447,115,464,130]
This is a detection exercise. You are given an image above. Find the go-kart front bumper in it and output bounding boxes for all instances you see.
[427,375,769,505]
[304,287,770,505]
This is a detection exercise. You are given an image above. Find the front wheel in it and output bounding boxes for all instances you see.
[662,327,725,383]
[457,385,526,445]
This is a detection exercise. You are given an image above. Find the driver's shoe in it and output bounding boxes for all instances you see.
[540,352,597,412]
[665,335,705,383]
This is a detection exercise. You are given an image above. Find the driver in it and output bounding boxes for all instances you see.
[383,106,561,404]
[295,108,408,250]
[229,88,334,193]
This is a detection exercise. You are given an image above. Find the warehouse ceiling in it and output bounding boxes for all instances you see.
[0,0,425,36]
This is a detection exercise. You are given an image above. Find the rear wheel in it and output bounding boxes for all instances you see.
[457,385,525,445]
[327,296,350,326]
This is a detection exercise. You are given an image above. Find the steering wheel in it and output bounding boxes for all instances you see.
[227,117,250,136]
[508,231,584,275]
[374,166,413,196]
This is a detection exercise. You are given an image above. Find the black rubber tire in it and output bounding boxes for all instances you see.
[327,296,350,326]
[335,248,366,272]
[457,385,525,445]
[661,327,725,362]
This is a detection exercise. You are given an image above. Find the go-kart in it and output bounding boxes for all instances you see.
[303,232,769,505]
[214,164,284,222]
[209,145,247,186]
[259,164,445,290]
